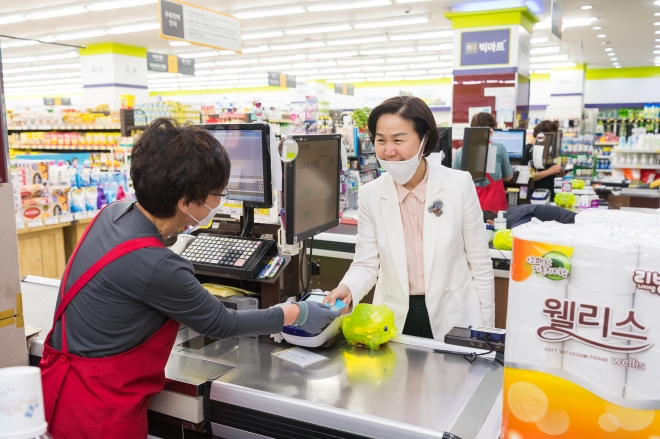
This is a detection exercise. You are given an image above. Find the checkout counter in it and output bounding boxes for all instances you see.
[22,276,503,439]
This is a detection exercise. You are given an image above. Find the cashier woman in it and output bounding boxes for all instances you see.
[325,96,495,339]
[40,119,340,439]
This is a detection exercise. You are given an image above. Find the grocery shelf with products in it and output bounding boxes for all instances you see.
[559,132,596,179]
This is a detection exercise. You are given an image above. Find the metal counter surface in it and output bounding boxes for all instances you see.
[22,277,503,439]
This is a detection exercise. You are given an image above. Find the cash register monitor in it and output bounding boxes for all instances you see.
[432,127,452,167]
[204,123,273,208]
[492,129,525,159]
[285,134,341,245]
[461,127,491,184]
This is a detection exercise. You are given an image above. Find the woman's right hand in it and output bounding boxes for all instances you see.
[324,285,353,315]
[549,164,564,176]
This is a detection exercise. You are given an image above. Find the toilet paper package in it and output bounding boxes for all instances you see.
[502,216,660,438]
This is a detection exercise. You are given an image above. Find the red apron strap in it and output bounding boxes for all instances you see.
[58,201,133,301]
[486,173,496,184]
[55,237,164,353]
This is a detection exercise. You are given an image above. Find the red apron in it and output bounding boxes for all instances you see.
[476,173,509,212]
[40,209,179,439]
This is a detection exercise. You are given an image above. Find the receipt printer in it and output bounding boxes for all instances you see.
[281,291,344,348]
[531,188,551,205]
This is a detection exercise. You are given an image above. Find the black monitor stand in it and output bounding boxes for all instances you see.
[240,205,255,237]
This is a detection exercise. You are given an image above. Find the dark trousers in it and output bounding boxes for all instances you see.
[402,295,434,339]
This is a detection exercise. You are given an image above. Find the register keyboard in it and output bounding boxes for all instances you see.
[180,233,279,279]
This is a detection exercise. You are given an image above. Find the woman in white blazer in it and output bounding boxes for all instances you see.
[325,96,495,339]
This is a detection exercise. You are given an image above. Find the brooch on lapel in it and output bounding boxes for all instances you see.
[427,199,443,217]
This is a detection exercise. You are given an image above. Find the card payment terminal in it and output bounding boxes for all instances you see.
[281,291,346,348]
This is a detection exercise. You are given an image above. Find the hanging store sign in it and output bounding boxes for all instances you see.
[43,98,72,106]
[158,0,242,52]
[147,52,195,76]
[551,1,563,40]
[460,28,510,67]
[334,83,354,96]
[268,72,296,88]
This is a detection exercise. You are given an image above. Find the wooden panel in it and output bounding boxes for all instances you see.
[63,220,90,262]
[40,231,64,279]
[18,236,43,278]
[494,277,510,329]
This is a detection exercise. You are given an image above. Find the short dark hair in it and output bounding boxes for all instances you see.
[533,120,559,137]
[471,112,497,128]
[367,96,439,156]
[130,118,231,218]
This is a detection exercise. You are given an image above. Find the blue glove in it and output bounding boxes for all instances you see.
[293,301,341,335]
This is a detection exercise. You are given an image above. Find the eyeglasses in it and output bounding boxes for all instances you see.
[210,191,228,205]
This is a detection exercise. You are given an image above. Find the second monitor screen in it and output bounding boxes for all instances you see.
[209,129,265,203]
[492,130,525,158]
[294,139,339,237]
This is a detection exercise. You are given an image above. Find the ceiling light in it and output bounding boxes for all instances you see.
[592,26,602,30]
[0,14,27,25]
[386,55,439,63]
[250,64,292,71]
[88,0,156,11]
[530,54,569,62]
[597,34,606,38]
[182,51,219,58]
[213,67,251,74]
[241,31,284,40]
[417,44,453,51]
[320,67,361,73]
[360,46,414,55]
[347,72,382,78]
[107,22,160,34]
[310,74,345,80]
[327,36,388,46]
[4,57,38,64]
[307,1,391,12]
[367,76,400,81]
[611,58,618,61]
[232,6,305,19]
[389,30,453,41]
[532,69,552,74]
[656,31,660,34]
[405,75,444,81]
[271,41,326,51]
[530,46,560,54]
[608,53,616,56]
[55,30,107,40]
[615,66,621,69]
[192,70,212,76]
[7,40,40,48]
[260,54,307,63]
[385,70,426,76]
[563,18,597,28]
[529,62,576,69]
[337,58,385,65]
[656,12,660,15]
[426,69,452,74]
[581,5,592,9]
[534,20,550,30]
[285,24,351,35]
[286,69,320,76]
[57,63,81,69]
[362,64,407,71]
[242,45,270,54]
[354,15,429,29]
[27,6,88,20]
[605,48,613,52]
[170,41,190,46]
[410,61,452,68]
[531,37,548,44]
[655,51,660,54]
[613,63,620,66]
[194,62,216,68]
[219,51,236,55]
[38,51,79,60]
[440,54,453,60]
[589,17,598,20]
[308,51,359,59]
[292,61,336,68]
[215,59,259,66]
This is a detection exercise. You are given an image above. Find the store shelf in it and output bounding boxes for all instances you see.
[613,165,660,169]
[8,125,120,131]
[597,118,659,122]
[597,169,614,172]
[613,149,660,154]
[596,156,612,159]
[10,144,120,151]
[595,142,618,146]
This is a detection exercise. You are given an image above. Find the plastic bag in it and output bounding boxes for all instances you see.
[493,229,513,251]
[343,303,397,349]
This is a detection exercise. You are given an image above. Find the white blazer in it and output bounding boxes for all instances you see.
[339,160,495,339]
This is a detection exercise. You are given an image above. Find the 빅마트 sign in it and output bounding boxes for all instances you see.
[461,28,510,67]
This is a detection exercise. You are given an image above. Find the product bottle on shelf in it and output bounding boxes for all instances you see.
[339,171,348,213]
[346,170,359,211]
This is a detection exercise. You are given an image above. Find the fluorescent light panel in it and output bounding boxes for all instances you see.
[360,46,414,55]
[389,30,453,41]
[530,46,560,54]
[87,0,157,11]
[327,35,387,46]
[307,1,391,12]
[308,51,359,59]
[285,24,351,35]
[271,42,325,51]
[242,31,284,40]
[242,45,269,54]
[417,44,453,51]
[354,15,429,29]
[232,7,305,19]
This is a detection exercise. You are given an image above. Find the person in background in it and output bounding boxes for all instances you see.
[452,112,513,212]
[527,120,564,200]
[483,204,577,229]
[324,96,494,340]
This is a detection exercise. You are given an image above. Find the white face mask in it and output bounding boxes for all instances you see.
[377,134,427,185]
[189,201,222,227]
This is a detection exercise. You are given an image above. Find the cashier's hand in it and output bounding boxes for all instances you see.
[549,164,564,177]
[294,301,341,334]
[324,285,353,315]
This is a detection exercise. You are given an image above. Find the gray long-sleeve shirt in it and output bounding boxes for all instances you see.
[51,201,284,358]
